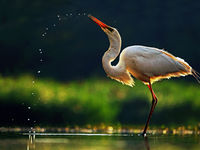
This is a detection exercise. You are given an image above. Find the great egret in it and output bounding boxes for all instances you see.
[88,15,199,136]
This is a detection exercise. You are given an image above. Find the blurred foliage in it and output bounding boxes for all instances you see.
[0,0,200,130]
[0,75,199,127]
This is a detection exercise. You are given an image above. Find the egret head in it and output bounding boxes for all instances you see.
[88,15,119,38]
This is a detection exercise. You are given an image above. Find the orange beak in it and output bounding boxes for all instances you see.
[88,15,109,29]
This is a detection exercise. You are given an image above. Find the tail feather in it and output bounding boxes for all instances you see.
[192,69,200,84]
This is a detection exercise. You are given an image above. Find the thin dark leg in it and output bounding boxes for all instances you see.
[142,82,158,136]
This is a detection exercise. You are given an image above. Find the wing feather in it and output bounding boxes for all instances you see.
[121,46,192,83]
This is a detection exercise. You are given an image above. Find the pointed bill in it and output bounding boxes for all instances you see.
[88,15,109,28]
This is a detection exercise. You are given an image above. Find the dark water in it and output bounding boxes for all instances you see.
[0,133,200,150]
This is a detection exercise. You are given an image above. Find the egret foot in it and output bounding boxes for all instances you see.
[138,132,147,137]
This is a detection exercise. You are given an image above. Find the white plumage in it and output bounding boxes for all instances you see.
[120,45,192,84]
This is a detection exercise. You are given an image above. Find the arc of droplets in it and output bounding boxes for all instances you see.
[67,12,87,16]
[30,12,88,133]
[29,17,51,133]
[32,26,48,129]
[53,12,88,22]
[29,38,45,132]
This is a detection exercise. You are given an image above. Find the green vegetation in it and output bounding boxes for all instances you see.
[0,75,200,127]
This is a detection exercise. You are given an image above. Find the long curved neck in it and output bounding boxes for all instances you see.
[102,31,123,78]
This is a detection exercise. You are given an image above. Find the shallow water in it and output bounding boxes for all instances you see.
[0,133,200,150]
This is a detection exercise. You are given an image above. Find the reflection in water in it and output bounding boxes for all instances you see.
[27,132,35,150]
[0,133,199,150]
[24,133,200,150]
[144,137,150,150]
[26,133,149,150]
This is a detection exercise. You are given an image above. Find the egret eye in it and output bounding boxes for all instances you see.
[107,27,114,32]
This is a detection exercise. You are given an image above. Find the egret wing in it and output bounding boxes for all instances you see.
[136,46,190,76]
[123,46,192,82]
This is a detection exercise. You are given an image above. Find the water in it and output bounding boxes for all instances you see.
[0,133,199,150]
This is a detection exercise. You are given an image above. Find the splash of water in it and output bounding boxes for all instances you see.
[28,11,89,132]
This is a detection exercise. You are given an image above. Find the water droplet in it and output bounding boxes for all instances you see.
[42,34,45,37]
[83,13,86,16]
[32,81,35,84]
[40,59,43,62]
[28,118,30,121]
[28,107,31,109]
[39,49,42,51]
[40,51,43,54]
[78,13,80,15]
[32,92,35,95]
[70,13,72,16]
[37,70,41,74]
[11,118,14,121]
[57,14,60,18]
[66,14,68,16]
[46,27,48,30]
[30,127,33,130]
[34,120,36,123]
[53,24,56,27]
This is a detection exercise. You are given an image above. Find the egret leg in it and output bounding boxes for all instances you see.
[142,82,158,136]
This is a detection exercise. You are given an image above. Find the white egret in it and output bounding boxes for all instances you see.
[88,15,200,136]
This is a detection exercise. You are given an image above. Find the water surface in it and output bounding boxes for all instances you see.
[0,133,199,150]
